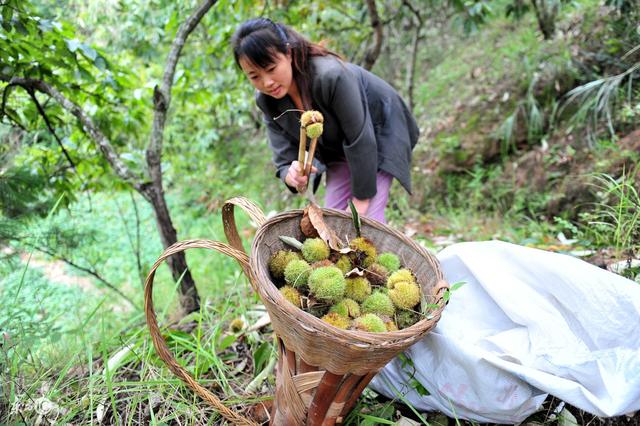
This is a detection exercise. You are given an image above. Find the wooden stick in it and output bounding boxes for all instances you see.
[307,371,343,426]
[331,373,362,406]
[298,127,307,172]
[338,372,376,418]
[304,137,319,177]
[297,126,307,193]
[321,373,362,426]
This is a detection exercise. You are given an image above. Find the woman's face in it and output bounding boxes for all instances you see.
[239,51,293,99]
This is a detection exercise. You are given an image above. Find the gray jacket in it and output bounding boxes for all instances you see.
[256,55,419,199]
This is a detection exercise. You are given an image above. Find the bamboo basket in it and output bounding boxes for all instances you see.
[144,197,449,425]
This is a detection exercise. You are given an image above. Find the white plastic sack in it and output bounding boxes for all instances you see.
[370,241,640,424]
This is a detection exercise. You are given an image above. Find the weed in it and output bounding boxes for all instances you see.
[578,168,640,257]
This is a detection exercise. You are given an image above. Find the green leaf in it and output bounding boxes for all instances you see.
[449,281,466,291]
[76,65,94,82]
[253,341,272,376]
[398,352,414,369]
[358,414,396,425]
[94,55,107,71]
[217,334,236,352]
[165,329,191,341]
[65,38,80,52]
[1,5,13,24]
[14,19,28,35]
[558,407,579,426]
[49,331,62,343]
[410,378,431,396]
[279,235,303,250]
[79,43,97,61]
[37,19,55,32]
[348,199,361,237]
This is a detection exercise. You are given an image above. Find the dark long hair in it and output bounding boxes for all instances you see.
[231,18,340,110]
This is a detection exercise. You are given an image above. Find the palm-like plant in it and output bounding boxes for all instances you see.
[561,48,640,146]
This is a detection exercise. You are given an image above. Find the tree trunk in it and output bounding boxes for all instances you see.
[531,0,558,40]
[363,0,383,70]
[142,0,218,314]
[141,184,200,314]
[403,0,424,113]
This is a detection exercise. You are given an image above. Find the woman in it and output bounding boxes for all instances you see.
[232,18,419,223]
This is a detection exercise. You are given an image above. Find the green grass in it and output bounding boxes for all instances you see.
[2,253,268,424]
[0,170,273,424]
[3,161,636,425]
[413,13,544,124]
[563,167,640,261]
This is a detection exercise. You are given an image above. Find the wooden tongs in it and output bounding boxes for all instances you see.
[297,110,324,194]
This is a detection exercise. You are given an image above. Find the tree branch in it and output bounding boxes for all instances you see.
[363,0,383,71]
[147,0,218,189]
[19,241,138,309]
[0,74,144,191]
[1,82,17,119]
[114,191,146,289]
[1,83,28,131]
[26,87,77,172]
[403,0,424,112]
[402,0,423,23]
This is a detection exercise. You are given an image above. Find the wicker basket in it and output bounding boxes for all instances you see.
[144,197,448,425]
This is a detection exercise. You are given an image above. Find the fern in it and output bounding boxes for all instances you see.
[561,57,640,145]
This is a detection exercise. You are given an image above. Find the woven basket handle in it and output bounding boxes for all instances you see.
[433,279,449,301]
[222,197,266,255]
[144,239,259,426]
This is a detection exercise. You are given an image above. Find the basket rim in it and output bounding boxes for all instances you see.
[249,207,448,345]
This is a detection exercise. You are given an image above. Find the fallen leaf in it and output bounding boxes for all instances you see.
[397,416,421,426]
[345,268,365,278]
[248,400,273,423]
[307,203,342,250]
[607,258,640,274]
[247,312,272,332]
[558,408,578,426]
[428,414,449,426]
[301,206,319,237]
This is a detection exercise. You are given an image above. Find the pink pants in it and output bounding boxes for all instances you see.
[324,161,393,223]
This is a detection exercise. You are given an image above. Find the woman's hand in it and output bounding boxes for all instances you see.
[285,161,318,189]
[350,197,370,216]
